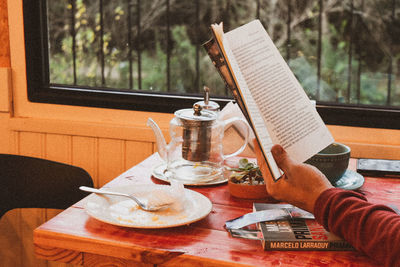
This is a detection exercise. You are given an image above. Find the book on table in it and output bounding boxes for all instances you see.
[203,19,334,180]
[253,203,353,251]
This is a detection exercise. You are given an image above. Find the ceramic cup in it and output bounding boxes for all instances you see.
[305,142,351,184]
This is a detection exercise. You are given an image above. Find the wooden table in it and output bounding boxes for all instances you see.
[34,154,399,266]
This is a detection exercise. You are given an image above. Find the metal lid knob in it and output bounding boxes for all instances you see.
[193,103,202,116]
[204,86,210,105]
[194,86,220,112]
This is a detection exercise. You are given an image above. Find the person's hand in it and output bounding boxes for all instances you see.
[254,141,333,213]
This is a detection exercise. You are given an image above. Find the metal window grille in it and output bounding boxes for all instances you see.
[60,0,398,105]
[23,0,400,129]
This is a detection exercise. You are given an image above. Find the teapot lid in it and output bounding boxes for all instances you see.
[194,86,220,112]
[194,100,220,112]
[175,104,217,122]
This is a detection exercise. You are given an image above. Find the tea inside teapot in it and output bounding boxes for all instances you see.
[168,104,221,182]
[148,104,250,183]
[178,104,215,162]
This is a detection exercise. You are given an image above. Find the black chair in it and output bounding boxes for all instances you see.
[0,154,94,218]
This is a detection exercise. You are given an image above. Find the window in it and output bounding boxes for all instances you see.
[24,0,400,129]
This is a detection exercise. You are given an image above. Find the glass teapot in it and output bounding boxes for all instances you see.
[147,104,250,183]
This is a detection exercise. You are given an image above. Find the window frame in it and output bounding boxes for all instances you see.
[24,0,400,129]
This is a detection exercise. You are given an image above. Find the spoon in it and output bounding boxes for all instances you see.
[79,186,172,211]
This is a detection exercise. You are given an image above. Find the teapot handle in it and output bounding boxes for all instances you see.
[222,117,250,159]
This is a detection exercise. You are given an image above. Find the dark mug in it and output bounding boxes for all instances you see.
[305,142,351,184]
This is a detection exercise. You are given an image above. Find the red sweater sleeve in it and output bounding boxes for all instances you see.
[314,188,400,266]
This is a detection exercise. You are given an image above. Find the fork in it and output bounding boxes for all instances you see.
[79,186,172,211]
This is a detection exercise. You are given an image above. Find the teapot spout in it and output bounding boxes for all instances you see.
[147,118,168,162]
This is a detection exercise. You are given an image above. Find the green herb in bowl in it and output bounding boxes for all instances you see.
[229,158,264,185]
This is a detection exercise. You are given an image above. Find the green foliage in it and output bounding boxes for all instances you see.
[48,0,399,106]
[170,25,197,93]
[289,22,395,105]
[141,41,167,91]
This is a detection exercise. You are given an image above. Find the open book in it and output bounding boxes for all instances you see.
[203,20,334,180]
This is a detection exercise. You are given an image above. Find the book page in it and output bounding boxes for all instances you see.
[221,20,333,171]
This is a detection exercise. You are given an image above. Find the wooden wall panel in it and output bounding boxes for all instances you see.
[125,141,153,170]
[0,0,10,67]
[0,113,10,154]
[98,138,125,187]
[0,68,12,112]
[72,136,98,187]
[18,131,44,157]
[45,134,72,164]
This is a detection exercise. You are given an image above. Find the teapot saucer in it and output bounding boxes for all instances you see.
[152,163,228,186]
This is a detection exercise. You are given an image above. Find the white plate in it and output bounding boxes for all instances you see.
[84,184,212,228]
[152,163,229,186]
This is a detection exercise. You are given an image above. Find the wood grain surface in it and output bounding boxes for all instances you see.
[34,155,394,266]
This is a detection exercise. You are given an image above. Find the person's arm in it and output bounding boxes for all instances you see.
[254,142,400,266]
[314,188,400,267]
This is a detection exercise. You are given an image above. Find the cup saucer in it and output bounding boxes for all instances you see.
[333,169,364,190]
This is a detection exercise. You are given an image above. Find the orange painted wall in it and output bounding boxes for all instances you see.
[0,0,10,67]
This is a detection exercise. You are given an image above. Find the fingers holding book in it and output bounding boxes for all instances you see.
[254,139,332,213]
